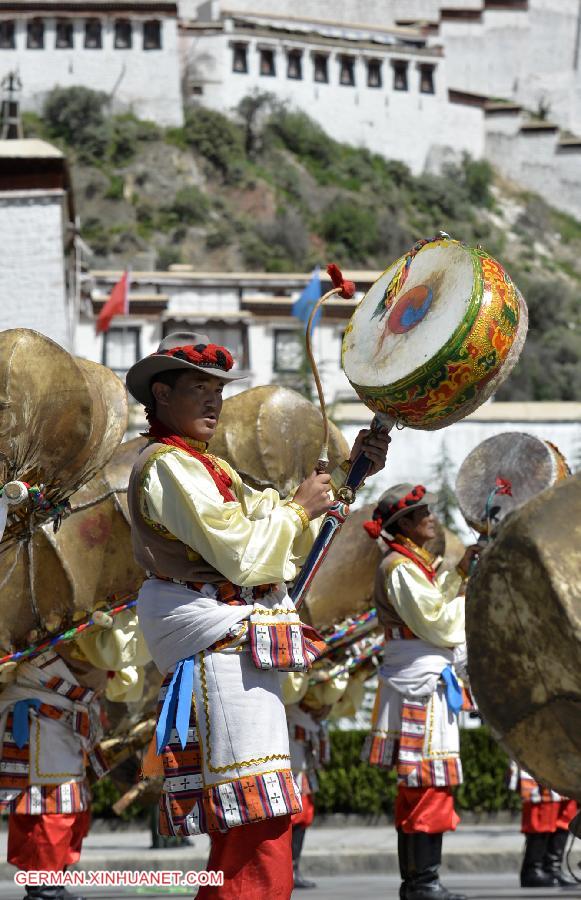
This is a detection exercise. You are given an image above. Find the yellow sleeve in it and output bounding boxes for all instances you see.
[387,561,465,648]
[75,610,152,671]
[143,450,314,587]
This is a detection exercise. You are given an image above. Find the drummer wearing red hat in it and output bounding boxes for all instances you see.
[362,485,477,900]
[125,332,390,899]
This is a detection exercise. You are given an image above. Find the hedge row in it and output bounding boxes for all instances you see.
[315,727,521,815]
[91,726,520,819]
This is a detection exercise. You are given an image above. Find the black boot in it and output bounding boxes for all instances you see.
[405,833,466,900]
[398,830,411,900]
[543,829,578,887]
[520,833,560,888]
[24,885,86,900]
[292,824,316,890]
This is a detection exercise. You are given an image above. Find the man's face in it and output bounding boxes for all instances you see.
[152,370,225,441]
[399,505,437,546]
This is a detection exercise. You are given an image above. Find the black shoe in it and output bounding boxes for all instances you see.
[543,829,578,887]
[293,865,317,890]
[521,833,560,888]
[62,890,87,900]
[404,833,466,900]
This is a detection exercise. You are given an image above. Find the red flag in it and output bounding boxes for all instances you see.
[96,270,130,334]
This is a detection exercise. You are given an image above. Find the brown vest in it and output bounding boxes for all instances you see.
[373,552,410,631]
[127,441,225,583]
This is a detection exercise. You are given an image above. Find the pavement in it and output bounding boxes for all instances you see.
[0,822,579,898]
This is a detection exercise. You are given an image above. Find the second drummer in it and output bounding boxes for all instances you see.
[362,484,477,900]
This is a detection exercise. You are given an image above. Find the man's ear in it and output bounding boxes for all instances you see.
[151,381,171,407]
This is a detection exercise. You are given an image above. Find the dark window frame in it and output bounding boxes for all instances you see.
[55,19,74,49]
[114,18,132,49]
[339,54,355,87]
[392,59,409,91]
[26,18,45,50]
[287,49,302,80]
[0,20,16,50]
[313,53,329,83]
[367,58,382,88]
[143,19,161,50]
[231,42,248,73]
[101,325,141,377]
[84,18,102,49]
[259,47,276,77]
[419,63,436,94]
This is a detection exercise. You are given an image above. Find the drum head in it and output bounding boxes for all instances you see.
[344,241,473,388]
[456,432,570,533]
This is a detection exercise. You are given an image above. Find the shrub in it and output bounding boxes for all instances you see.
[170,185,210,225]
[316,728,520,816]
[182,108,245,182]
[43,86,109,162]
[461,155,494,208]
[320,199,379,263]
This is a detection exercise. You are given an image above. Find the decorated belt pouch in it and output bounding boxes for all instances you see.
[248,605,325,672]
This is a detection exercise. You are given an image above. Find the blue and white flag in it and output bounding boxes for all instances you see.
[292,266,322,331]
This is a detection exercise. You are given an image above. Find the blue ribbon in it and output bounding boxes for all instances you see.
[12,699,41,749]
[441,665,463,716]
[156,657,194,754]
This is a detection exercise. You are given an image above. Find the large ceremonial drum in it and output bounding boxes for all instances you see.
[0,437,146,652]
[210,385,350,495]
[342,237,527,429]
[466,474,581,800]
[456,432,570,533]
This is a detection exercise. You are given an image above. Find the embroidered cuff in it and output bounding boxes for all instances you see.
[287,501,311,532]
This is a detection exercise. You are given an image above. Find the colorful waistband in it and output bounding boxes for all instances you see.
[147,573,279,606]
[386,625,417,641]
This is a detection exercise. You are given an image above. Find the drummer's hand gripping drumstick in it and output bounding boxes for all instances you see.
[292,265,395,609]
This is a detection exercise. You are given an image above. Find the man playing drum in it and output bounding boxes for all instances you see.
[125,332,390,899]
[362,485,477,900]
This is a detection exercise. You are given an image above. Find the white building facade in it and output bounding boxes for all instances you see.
[181,7,484,175]
[0,0,183,126]
[0,139,77,349]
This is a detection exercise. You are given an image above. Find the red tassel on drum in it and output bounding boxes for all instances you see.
[363,518,383,539]
[327,263,356,299]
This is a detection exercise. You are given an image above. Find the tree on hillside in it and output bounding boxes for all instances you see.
[236,91,277,158]
[431,440,461,534]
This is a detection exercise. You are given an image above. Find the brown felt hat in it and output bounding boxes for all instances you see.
[126,331,245,406]
[376,482,437,529]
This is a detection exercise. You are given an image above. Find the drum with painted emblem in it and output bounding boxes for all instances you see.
[456,432,570,534]
[342,236,528,430]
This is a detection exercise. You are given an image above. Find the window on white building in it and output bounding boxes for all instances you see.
[367,59,382,88]
[274,330,303,373]
[419,63,435,94]
[55,20,73,49]
[0,21,15,49]
[232,42,248,73]
[102,326,141,379]
[339,55,355,86]
[313,53,328,83]
[163,320,249,370]
[259,47,276,77]
[85,19,102,49]
[143,19,161,50]
[392,60,408,91]
[114,19,132,49]
[27,19,44,49]
[287,49,302,80]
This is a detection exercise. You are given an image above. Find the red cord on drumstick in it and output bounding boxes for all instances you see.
[305,264,356,472]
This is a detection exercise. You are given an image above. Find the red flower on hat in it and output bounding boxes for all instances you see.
[160,343,234,372]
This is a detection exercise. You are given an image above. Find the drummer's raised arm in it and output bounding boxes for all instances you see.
[348,428,391,477]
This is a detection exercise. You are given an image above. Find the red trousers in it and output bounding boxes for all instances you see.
[395,786,460,834]
[521,798,578,834]
[291,792,315,829]
[8,810,91,872]
[198,814,293,900]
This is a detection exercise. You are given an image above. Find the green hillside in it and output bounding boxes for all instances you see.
[24,87,581,402]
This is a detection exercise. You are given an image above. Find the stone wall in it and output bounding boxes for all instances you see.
[0,189,72,349]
